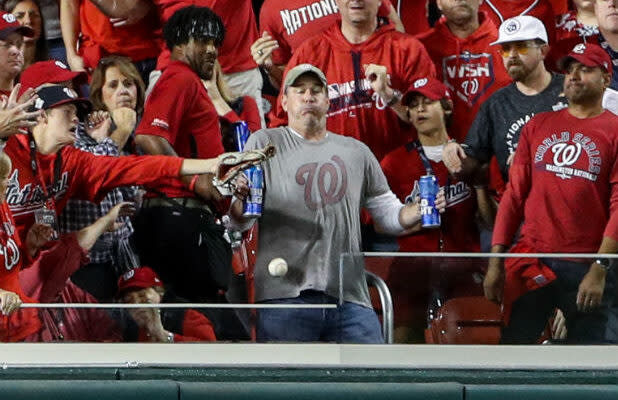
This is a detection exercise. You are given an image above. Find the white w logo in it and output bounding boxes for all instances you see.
[552,142,582,167]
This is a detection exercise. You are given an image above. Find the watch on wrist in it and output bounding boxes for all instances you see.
[385,89,402,107]
[594,258,612,271]
[166,331,174,343]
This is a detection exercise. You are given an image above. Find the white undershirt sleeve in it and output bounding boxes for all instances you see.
[364,190,405,235]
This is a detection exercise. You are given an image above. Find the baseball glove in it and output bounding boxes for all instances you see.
[213,143,276,195]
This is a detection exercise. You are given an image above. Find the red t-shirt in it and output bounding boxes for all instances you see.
[137,60,223,198]
[480,0,556,44]
[416,13,511,142]
[555,11,599,42]
[154,0,258,74]
[493,109,618,253]
[0,202,41,342]
[3,135,183,241]
[78,0,161,69]
[381,143,480,252]
[394,0,431,36]
[270,22,436,161]
[259,0,394,65]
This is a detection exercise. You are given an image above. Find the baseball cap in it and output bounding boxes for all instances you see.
[402,77,451,105]
[283,64,328,92]
[491,15,548,46]
[0,11,33,40]
[32,84,91,114]
[557,43,613,77]
[117,267,163,296]
[20,60,87,93]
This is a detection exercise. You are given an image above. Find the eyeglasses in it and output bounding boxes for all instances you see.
[499,42,541,57]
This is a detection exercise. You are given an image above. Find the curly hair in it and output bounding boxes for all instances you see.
[163,5,225,50]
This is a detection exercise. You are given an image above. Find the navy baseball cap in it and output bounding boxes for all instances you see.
[0,11,33,40]
[32,85,92,115]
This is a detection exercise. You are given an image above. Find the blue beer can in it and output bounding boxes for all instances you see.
[233,121,250,152]
[419,174,441,228]
[243,165,263,218]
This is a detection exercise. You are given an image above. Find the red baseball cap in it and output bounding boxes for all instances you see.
[402,77,451,105]
[117,267,164,295]
[0,11,33,40]
[558,43,613,77]
[20,60,87,93]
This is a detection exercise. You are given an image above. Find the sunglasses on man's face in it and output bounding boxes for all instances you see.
[499,42,541,57]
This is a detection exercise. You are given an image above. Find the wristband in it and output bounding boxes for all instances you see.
[385,89,402,107]
[188,174,199,192]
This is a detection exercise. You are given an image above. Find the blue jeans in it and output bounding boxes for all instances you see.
[502,258,615,344]
[257,290,384,343]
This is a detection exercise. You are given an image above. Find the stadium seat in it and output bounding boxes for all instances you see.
[425,296,502,344]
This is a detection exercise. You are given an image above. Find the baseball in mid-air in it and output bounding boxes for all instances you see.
[268,257,288,277]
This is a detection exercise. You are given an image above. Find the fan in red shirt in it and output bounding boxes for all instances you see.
[480,0,557,44]
[381,77,491,253]
[417,0,512,142]
[269,0,435,161]
[0,11,33,96]
[88,0,266,126]
[252,0,403,88]
[60,0,161,82]
[116,266,216,342]
[0,152,41,342]
[486,44,617,344]
[380,78,494,339]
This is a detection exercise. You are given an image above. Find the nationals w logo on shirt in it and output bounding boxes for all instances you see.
[441,52,495,106]
[534,132,601,181]
[295,156,348,211]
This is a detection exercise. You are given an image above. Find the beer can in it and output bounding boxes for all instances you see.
[419,174,441,228]
[243,165,263,218]
[233,121,250,152]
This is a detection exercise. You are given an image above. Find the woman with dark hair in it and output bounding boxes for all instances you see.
[2,0,48,68]
[59,56,145,303]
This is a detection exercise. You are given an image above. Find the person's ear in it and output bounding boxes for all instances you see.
[281,93,288,113]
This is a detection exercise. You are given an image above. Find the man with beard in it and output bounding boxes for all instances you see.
[442,16,567,183]
[417,0,511,142]
[134,7,232,307]
[484,43,617,344]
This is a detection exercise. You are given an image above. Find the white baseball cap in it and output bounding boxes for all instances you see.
[490,15,548,46]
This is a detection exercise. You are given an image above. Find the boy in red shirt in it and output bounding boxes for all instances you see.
[486,44,617,343]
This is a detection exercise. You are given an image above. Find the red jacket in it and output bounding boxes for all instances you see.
[416,13,511,142]
[270,21,436,160]
[3,134,183,242]
[493,109,618,253]
[0,202,41,342]
[136,309,216,342]
[381,143,480,252]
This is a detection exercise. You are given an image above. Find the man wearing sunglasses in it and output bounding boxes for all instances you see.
[443,15,567,185]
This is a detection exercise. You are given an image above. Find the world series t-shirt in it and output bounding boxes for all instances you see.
[493,109,618,253]
[464,73,567,180]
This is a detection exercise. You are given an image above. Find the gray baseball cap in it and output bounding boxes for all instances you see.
[283,64,328,92]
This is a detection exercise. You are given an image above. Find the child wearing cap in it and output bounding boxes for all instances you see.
[380,77,495,342]
[116,267,216,343]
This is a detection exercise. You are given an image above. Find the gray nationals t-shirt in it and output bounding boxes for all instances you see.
[244,127,390,307]
[464,73,568,180]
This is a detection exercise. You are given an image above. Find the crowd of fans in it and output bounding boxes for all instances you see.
[0,0,617,345]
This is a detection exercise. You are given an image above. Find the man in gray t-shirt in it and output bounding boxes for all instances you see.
[230,64,443,343]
